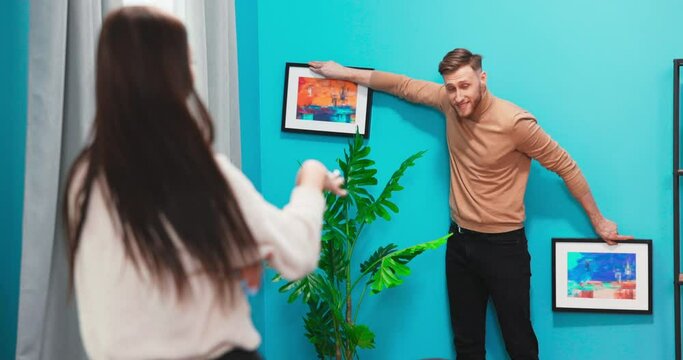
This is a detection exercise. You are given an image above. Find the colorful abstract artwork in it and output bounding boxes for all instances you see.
[552,239,652,314]
[566,252,636,300]
[282,63,372,137]
[296,77,358,123]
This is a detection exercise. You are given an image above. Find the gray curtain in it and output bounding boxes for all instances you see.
[16,0,123,360]
[185,0,242,165]
[16,1,241,359]
[17,1,121,359]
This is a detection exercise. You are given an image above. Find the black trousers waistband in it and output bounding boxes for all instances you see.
[450,222,525,237]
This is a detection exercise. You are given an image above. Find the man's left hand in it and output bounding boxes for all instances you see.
[593,217,634,245]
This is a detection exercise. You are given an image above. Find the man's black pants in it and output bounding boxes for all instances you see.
[446,222,539,360]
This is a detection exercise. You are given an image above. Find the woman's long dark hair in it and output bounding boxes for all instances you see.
[64,6,258,301]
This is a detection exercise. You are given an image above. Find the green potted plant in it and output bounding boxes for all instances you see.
[275,133,449,359]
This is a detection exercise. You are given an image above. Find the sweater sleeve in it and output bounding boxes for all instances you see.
[511,113,590,199]
[369,71,447,112]
[214,154,326,280]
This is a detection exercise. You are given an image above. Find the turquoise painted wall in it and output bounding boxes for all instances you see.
[236,0,261,187]
[235,0,266,349]
[253,0,679,358]
[0,0,29,358]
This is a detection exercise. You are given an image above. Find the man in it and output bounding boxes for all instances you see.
[309,48,631,360]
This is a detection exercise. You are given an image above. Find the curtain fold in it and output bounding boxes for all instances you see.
[186,0,242,165]
[16,1,121,359]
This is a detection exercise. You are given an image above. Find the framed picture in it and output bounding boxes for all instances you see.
[281,62,373,138]
[552,238,652,314]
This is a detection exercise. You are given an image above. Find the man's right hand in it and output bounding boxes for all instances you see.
[308,61,372,86]
[308,61,347,79]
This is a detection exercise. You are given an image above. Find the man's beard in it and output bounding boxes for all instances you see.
[454,94,480,117]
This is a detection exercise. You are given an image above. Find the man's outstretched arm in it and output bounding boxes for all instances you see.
[309,61,372,86]
[309,60,447,111]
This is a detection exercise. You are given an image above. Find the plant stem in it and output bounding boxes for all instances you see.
[353,282,369,323]
[348,250,378,296]
[348,222,368,325]
[343,221,366,299]
[344,200,352,357]
[328,218,336,286]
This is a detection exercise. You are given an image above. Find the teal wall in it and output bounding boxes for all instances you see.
[252,0,680,358]
[236,0,261,187]
[235,0,266,348]
[0,0,29,359]
[0,0,29,358]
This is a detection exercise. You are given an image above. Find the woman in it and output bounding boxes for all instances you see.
[64,6,345,360]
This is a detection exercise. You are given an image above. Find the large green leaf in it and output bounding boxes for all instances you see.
[359,244,398,274]
[304,300,338,358]
[356,150,426,224]
[325,192,345,220]
[342,134,378,194]
[276,272,324,304]
[317,272,344,311]
[369,234,450,294]
[343,323,376,350]
[319,229,348,281]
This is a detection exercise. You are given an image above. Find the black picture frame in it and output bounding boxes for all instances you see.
[552,238,652,314]
[281,62,373,138]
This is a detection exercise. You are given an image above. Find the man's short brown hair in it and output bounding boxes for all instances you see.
[438,48,482,75]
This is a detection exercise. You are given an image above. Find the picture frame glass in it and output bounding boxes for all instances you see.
[553,239,651,313]
[282,63,372,137]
